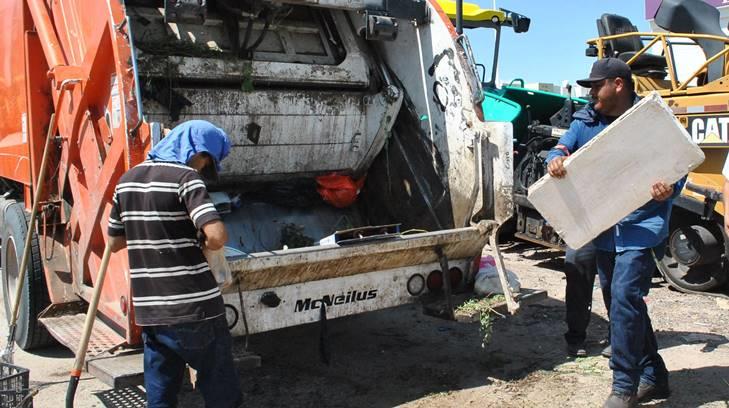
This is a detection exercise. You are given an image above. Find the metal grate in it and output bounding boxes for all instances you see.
[94,386,146,408]
[0,362,31,408]
[39,313,125,357]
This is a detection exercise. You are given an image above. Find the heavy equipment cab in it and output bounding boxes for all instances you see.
[585,0,729,292]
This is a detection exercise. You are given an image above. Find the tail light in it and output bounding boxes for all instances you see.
[427,270,443,291]
[426,268,463,292]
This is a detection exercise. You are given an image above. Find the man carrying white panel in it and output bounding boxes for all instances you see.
[546,58,681,408]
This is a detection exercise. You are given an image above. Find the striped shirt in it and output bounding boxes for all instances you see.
[108,161,224,326]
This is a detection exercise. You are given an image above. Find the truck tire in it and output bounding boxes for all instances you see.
[655,222,728,292]
[0,202,53,350]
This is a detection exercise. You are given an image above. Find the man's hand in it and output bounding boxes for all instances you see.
[201,220,228,250]
[109,235,126,253]
[547,156,568,179]
[650,182,673,202]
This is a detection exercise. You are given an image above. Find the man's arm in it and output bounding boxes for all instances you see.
[179,171,227,250]
[109,235,126,252]
[201,220,228,251]
[107,189,127,252]
[545,121,582,179]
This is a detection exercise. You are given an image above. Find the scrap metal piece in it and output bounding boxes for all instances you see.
[164,0,207,24]
[489,227,520,315]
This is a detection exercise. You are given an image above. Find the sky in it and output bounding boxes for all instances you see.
[467,0,650,86]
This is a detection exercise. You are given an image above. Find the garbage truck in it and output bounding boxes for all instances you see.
[0,0,521,386]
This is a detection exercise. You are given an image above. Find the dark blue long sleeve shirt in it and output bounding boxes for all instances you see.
[545,99,685,252]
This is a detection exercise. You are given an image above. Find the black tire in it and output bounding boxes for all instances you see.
[656,222,728,292]
[1,202,53,350]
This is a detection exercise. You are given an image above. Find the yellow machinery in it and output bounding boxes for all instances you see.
[586,0,729,292]
[438,0,507,26]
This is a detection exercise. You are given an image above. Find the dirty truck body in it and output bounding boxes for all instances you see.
[0,0,514,377]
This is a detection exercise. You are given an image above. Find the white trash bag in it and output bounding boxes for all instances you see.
[474,255,521,296]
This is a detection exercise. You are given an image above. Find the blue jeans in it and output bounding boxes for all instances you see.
[142,315,242,408]
[564,243,611,345]
[596,249,668,395]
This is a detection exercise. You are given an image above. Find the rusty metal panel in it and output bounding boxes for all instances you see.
[145,88,401,179]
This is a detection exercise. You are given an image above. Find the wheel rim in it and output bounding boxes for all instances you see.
[658,225,725,291]
[4,236,19,313]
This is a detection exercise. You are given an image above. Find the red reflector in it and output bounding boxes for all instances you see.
[427,270,443,291]
[120,296,128,316]
[449,267,463,287]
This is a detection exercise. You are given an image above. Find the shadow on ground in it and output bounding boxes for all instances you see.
[172,297,609,408]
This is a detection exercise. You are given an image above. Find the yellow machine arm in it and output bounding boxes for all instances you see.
[436,0,506,27]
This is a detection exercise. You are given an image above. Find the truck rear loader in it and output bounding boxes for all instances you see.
[0,0,518,387]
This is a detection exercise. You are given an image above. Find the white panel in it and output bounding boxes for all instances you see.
[527,92,705,249]
[222,261,469,335]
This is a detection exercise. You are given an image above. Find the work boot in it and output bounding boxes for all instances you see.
[601,344,612,358]
[637,380,670,402]
[603,392,637,408]
[567,342,587,357]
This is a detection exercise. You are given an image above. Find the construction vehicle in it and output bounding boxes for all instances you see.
[0,0,527,387]
[583,0,729,293]
[439,2,590,249]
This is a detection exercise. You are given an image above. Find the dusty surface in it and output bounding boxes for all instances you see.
[5,242,729,407]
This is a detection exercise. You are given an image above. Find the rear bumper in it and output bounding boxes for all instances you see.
[226,221,491,291]
[222,222,492,334]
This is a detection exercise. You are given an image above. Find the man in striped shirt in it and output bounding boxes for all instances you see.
[108,120,241,407]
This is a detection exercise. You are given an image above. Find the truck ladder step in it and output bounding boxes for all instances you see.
[39,312,125,357]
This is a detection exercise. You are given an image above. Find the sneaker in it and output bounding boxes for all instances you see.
[601,344,612,358]
[567,342,587,357]
[603,392,637,408]
[637,380,670,402]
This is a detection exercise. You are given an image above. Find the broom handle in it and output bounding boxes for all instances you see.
[9,113,56,328]
[71,242,113,375]
[66,242,112,408]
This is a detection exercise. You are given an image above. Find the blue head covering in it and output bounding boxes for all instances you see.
[147,120,231,171]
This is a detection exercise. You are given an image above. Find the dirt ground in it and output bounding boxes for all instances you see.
[6,242,729,407]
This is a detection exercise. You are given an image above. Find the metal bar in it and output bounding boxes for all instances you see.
[587,32,729,45]
[625,35,661,65]
[489,228,519,314]
[8,112,57,328]
[66,242,112,407]
[456,0,463,35]
[435,247,454,320]
[661,36,679,90]
[677,45,729,91]
[488,26,502,87]
[596,38,605,59]
[124,15,145,134]
[27,0,67,68]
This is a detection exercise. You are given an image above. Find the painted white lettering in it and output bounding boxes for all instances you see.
[692,118,705,143]
[718,117,729,143]
[705,118,720,142]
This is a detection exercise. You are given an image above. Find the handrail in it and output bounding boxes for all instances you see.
[625,35,661,65]
[677,45,729,91]
[587,31,729,45]
[587,31,729,94]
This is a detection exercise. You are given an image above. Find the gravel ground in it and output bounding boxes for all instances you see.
[5,242,729,407]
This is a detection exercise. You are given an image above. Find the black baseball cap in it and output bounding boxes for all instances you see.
[576,58,632,87]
